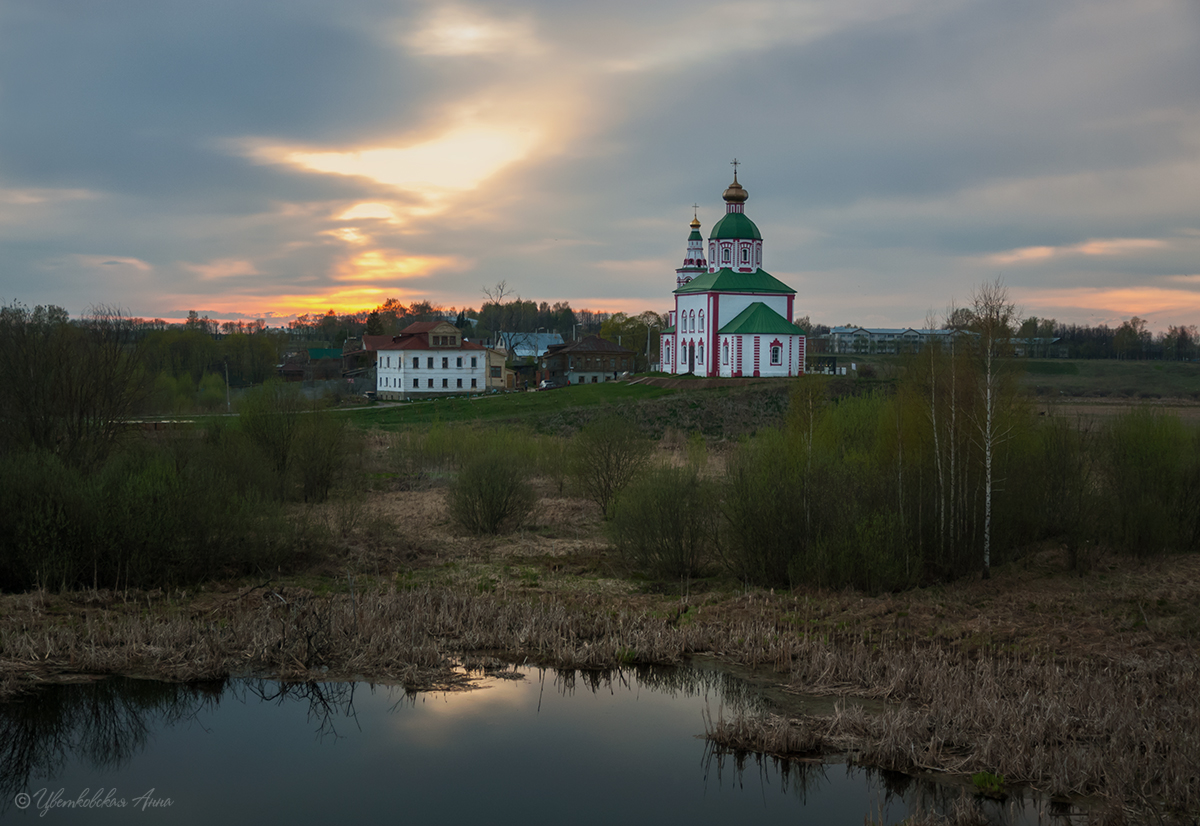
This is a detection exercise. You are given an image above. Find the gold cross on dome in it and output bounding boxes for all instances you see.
[730,158,740,179]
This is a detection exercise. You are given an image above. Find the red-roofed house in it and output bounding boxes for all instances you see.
[375,320,488,400]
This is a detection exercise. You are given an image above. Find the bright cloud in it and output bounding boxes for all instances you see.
[334,249,471,282]
[337,202,400,222]
[252,126,539,197]
[402,6,540,57]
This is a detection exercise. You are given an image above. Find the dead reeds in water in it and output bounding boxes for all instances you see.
[1,585,1197,822]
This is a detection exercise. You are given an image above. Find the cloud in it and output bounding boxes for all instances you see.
[401,6,541,57]
[69,255,153,272]
[181,258,262,280]
[985,238,1168,266]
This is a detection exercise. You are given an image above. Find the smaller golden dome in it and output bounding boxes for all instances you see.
[722,179,748,203]
[690,216,701,229]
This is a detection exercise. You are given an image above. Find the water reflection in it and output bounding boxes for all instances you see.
[0,678,224,811]
[0,667,1072,825]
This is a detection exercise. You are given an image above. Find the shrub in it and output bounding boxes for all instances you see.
[609,465,717,579]
[447,449,536,534]
[237,379,305,490]
[1102,409,1200,556]
[570,414,651,518]
[294,413,348,503]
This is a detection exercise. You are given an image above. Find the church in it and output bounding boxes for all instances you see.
[660,168,806,377]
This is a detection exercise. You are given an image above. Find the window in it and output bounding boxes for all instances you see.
[722,248,731,263]
[457,378,462,388]
[741,247,749,263]
[771,345,782,365]
[413,378,419,388]
[413,357,419,369]
[442,378,448,388]
[490,366,501,378]
[697,340,704,364]
[471,378,477,388]
[456,357,462,368]
[698,310,704,331]
[428,378,433,388]
[427,357,433,368]
[471,357,477,368]
[723,342,729,364]
[442,357,448,369]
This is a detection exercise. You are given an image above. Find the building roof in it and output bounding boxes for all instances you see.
[376,336,485,352]
[496,331,564,359]
[543,335,635,357]
[709,212,762,240]
[399,320,455,335]
[307,348,343,360]
[718,302,804,336]
[674,267,795,295]
[361,334,394,352]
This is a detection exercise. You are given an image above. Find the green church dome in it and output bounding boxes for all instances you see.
[709,212,762,240]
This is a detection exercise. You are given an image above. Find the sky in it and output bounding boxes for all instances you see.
[1,0,1199,330]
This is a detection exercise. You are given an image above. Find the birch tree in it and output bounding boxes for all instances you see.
[969,278,1019,580]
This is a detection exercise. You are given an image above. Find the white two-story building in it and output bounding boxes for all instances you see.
[375,320,488,400]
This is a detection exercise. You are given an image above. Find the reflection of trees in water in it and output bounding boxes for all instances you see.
[540,664,768,716]
[0,677,225,810]
[236,680,368,740]
[702,749,833,805]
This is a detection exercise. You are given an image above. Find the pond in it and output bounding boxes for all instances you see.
[0,663,1056,824]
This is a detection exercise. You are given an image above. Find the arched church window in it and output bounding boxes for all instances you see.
[698,310,704,331]
[741,247,749,263]
[722,341,729,364]
[697,340,704,363]
[722,248,731,264]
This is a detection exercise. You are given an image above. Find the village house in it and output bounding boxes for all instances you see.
[374,320,488,400]
[538,336,635,385]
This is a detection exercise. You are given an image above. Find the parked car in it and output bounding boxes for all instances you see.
[538,378,568,391]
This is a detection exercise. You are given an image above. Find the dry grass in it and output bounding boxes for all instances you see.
[3,467,1200,823]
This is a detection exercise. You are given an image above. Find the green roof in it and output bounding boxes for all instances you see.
[308,348,343,360]
[719,303,805,336]
[688,230,703,241]
[709,212,761,240]
[674,267,795,295]
[661,325,675,334]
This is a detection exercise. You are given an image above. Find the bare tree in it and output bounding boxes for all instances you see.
[481,280,511,306]
[969,278,1020,579]
[0,303,147,468]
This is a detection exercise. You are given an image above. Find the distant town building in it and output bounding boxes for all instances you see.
[661,169,806,377]
[539,336,635,385]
